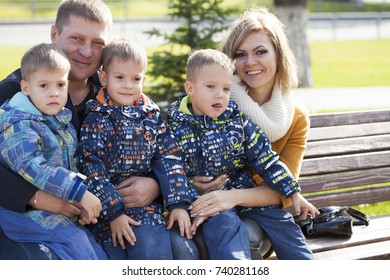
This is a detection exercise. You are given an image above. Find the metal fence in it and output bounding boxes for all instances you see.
[309,11,390,40]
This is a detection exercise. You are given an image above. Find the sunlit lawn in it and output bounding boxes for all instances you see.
[310,39,390,88]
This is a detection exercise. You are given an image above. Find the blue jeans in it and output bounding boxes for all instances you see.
[0,227,106,260]
[171,210,252,260]
[0,228,59,260]
[201,209,250,260]
[102,223,173,260]
[0,226,198,260]
[170,227,199,260]
[240,207,315,260]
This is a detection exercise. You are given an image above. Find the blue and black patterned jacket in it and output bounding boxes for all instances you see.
[79,89,193,243]
[167,95,301,198]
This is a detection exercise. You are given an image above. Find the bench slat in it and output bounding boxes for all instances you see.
[301,150,390,175]
[299,166,390,193]
[267,216,390,260]
[306,134,390,158]
[313,240,390,260]
[304,186,390,208]
[309,109,390,128]
[308,122,390,142]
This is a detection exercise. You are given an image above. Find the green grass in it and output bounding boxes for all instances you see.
[0,0,389,20]
[0,46,30,79]
[0,0,258,19]
[355,201,390,218]
[310,40,390,88]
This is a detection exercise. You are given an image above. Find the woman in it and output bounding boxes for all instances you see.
[191,7,319,259]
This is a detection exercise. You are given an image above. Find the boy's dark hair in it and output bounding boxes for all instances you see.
[102,37,148,71]
[21,43,71,81]
[186,49,234,82]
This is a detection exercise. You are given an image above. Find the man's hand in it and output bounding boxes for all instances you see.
[117,176,160,208]
[192,174,227,194]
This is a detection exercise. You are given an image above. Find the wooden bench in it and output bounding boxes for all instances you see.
[269,109,390,260]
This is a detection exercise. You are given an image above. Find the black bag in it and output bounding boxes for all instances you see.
[295,206,369,237]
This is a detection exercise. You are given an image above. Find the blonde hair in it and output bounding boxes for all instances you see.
[55,0,113,34]
[21,43,71,81]
[101,37,148,71]
[186,49,235,82]
[219,7,298,93]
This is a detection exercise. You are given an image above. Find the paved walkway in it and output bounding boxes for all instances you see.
[294,86,390,113]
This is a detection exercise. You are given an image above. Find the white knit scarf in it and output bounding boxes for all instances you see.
[230,75,295,142]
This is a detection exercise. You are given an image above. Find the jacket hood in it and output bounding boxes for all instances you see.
[85,88,160,120]
[167,94,238,131]
[0,91,72,134]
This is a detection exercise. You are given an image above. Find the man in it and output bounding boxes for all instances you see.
[0,0,160,260]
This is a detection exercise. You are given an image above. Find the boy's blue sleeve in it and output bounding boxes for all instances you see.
[240,112,301,198]
[152,117,195,211]
[0,120,87,203]
[79,113,126,224]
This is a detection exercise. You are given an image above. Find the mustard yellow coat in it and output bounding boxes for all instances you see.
[252,104,310,208]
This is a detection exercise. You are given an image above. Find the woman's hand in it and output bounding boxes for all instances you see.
[28,189,81,219]
[117,176,160,208]
[190,190,235,217]
[192,174,227,194]
[291,193,320,219]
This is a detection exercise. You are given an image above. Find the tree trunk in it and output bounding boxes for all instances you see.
[274,0,313,87]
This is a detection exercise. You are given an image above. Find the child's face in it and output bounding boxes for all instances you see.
[99,58,146,106]
[185,64,232,119]
[20,68,69,115]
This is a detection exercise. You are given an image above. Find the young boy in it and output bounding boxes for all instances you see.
[166,49,314,260]
[78,37,194,260]
[0,43,106,260]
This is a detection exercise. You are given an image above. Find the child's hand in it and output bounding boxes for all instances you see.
[291,192,319,219]
[166,208,192,239]
[79,191,102,224]
[191,215,207,235]
[77,206,97,225]
[110,214,141,249]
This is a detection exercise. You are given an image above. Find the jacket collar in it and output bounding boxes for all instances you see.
[169,95,237,130]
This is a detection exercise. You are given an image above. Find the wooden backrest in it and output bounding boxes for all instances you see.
[299,109,390,208]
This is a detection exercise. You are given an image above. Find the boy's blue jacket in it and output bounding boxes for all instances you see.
[0,92,94,259]
[79,89,193,243]
[167,95,301,198]
[0,92,87,204]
